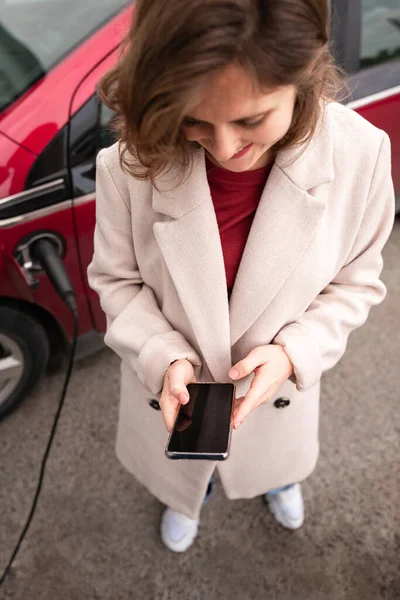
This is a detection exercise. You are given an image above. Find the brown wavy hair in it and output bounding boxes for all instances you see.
[100,0,347,181]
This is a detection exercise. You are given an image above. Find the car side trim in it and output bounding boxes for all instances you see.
[0,199,72,228]
[0,190,96,228]
[346,84,400,110]
[0,178,65,207]
[73,193,96,207]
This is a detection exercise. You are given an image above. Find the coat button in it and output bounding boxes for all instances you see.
[274,397,291,409]
[149,399,161,411]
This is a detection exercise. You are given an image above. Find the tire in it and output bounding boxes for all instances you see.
[0,306,49,421]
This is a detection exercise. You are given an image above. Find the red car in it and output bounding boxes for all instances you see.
[0,0,399,419]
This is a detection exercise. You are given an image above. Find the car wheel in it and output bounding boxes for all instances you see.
[0,306,49,421]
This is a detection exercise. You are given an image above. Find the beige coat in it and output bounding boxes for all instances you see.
[87,102,395,520]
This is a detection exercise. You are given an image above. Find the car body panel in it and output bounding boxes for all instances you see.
[73,194,106,331]
[356,91,400,195]
[0,6,133,157]
[0,249,34,302]
[0,132,36,198]
[0,204,93,339]
[0,6,133,344]
[350,90,400,193]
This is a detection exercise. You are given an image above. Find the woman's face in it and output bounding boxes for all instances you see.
[182,63,297,171]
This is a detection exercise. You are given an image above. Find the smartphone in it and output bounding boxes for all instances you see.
[165,382,236,460]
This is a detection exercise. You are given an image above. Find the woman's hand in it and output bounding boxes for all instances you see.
[160,359,197,432]
[229,345,294,429]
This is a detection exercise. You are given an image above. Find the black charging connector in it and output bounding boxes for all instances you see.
[0,240,79,589]
[31,238,77,314]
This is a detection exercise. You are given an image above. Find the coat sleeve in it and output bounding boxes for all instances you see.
[87,148,202,396]
[273,132,395,391]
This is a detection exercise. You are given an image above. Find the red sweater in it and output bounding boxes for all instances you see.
[205,155,273,296]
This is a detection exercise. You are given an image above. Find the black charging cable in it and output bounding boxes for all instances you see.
[0,239,79,588]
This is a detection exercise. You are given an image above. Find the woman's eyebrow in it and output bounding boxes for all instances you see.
[185,111,269,124]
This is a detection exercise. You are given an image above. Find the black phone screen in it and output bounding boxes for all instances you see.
[167,383,235,455]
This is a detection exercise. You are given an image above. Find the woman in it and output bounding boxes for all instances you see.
[88,0,395,552]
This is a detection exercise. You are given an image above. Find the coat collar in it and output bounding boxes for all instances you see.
[152,105,334,380]
[153,106,334,219]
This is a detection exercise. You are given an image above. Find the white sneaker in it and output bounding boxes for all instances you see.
[265,483,304,530]
[160,507,199,552]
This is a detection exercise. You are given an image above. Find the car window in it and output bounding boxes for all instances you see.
[360,0,400,68]
[68,95,118,197]
[99,102,118,151]
[0,0,130,113]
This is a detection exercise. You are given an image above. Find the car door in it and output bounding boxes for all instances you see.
[68,53,120,333]
[332,0,400,211]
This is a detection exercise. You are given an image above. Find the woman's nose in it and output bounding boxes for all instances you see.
[209,125,240,162]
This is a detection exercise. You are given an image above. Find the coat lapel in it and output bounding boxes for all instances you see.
[152,149,232,382]
[229,111,334,345]
[152,106,334,368]
[228,166,327,346]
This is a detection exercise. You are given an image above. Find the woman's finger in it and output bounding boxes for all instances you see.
[167,360,194,404]
[159,388,181,432]
[229,346,271,380]
[160,360,195,431]
[233,365,273,428]
[160,360,197,431]
[233,396,245,415]
[233,392,259,429]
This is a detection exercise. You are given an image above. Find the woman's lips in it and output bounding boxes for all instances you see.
[231,143,253,159]
[205,142,254,164]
